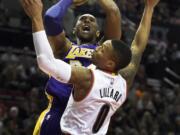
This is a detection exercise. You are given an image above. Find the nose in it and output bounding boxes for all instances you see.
[84,18,90,23]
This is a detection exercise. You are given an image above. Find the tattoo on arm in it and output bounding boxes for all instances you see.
[119,6,154,90]
[119,45,143,90]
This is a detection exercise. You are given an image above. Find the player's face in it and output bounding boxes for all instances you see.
[74,14,99,42]
[92,40,115,71]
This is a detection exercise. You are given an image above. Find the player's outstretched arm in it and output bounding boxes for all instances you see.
[98,0,121,40]
[44,0,87,58]
[20,0,91,86]
[33,30,91,85]
[119,0,160,90]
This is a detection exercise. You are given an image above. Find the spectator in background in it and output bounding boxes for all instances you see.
[3,106,23,135]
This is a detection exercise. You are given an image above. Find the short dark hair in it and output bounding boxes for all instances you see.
[111,40,132,70]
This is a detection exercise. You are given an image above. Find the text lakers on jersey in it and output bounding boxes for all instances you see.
[66,46,94,59]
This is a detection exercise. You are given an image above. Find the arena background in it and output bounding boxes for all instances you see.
[0,0,179,134]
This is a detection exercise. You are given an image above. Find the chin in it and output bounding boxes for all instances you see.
[79,33,94,41]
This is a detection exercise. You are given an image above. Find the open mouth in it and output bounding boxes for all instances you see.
[82,25,90,32]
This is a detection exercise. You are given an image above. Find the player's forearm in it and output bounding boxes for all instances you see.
[32,17,59,73]
[120,6,154,89]
[132,6,154,52]
[33,31,71,83]
[31,14,54,60]
[98,0,121,39]
[44,0,72,36]
[32,16,44,33]
[32,28,54,62]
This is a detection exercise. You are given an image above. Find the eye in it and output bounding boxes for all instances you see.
[80,16,86,21]
[90,17,95,22]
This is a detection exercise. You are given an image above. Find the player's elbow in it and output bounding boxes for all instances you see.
[44,8,63,26]
[107,4,120,15]
[44,13,57,25]
[44,11,63,36]
[37,55,45,70]
[106,7,121,22]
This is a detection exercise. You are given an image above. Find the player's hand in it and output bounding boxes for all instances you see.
[73,0,88,6]
[20,0,43,19]
[145,0,160,8]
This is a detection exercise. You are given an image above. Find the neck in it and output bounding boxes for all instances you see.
[76,38,96,45]
[97,67,118,75]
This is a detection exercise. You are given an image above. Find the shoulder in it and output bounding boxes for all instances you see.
[70,66,92,84]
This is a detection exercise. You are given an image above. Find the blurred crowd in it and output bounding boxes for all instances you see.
[0,0,180,28]
[0,0,180,135]
[0,47,47,135]
[117,0,180,25]
[0,0,180,46]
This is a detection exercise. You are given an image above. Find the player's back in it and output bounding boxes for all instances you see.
[61,68,127,135]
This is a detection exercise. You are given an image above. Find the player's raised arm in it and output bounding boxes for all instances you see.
[119,0,160,89]
[98,0,121,40]
[44,0,87,58]
[33,30,91,85]
[20,0,91,85]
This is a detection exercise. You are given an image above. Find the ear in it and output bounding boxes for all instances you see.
[96,30,100,38]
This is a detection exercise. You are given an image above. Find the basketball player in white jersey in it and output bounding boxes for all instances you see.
[21,0,160,134]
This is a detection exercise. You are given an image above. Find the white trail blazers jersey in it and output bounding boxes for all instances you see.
[61,68,127,135]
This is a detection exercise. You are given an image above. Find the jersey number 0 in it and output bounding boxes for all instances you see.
[92,104,110,133]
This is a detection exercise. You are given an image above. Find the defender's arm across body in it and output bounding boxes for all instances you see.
[119,0,160,90]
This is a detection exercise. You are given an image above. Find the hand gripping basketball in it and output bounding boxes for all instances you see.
[73,0,88,6]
